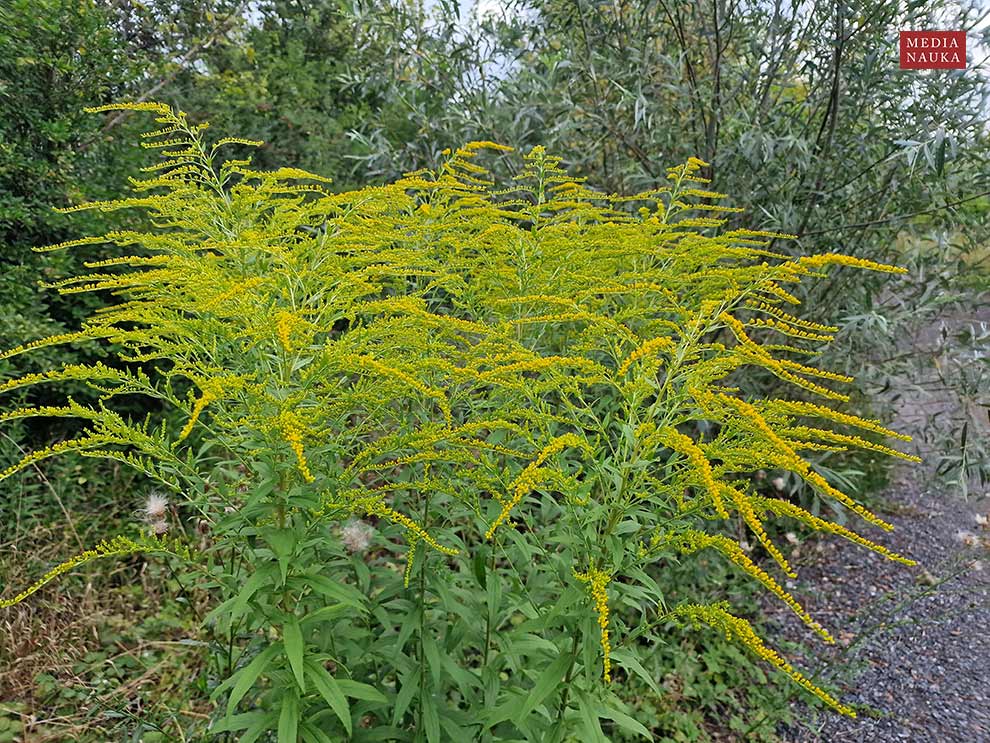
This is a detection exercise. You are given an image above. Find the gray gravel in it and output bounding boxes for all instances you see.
[768,471,990,742]
[764,304,990,742]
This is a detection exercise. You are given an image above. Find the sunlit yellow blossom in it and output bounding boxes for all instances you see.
[668,530,830,641]
[574,566,613,682]
[657,428,728,518]
[743,300,838,333]
[485,433,589,539]
[671,603,854,716]
[723,485,794,576]
[277,410,315,483]
[178,385,217,441]
[799,253,906,275]
[275,310,296,352]
[403,537,419,588]
[753,497,916,565]
[361,498,459,556]
[717,394,893,530]
[616,337,676,377]
[0,535,186,609]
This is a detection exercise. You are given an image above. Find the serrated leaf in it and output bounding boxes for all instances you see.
[336,679,387,704]
[283,617,306,693]
[305,657,352,736]
[516,651,572,722]
[224,643,281,717]
[278,690,299,743]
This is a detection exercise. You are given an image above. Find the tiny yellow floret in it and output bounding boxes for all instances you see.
[574,566,613,682]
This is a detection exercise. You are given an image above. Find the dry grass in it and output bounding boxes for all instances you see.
[1,519,211,742]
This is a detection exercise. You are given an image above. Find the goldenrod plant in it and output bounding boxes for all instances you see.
[0,103,920,740]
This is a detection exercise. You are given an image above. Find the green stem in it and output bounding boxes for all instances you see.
[482,545,497,668]
[417,487,432,734]
[555,633,581,727]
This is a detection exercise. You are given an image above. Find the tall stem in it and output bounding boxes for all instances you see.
[554,632,582,728]
[482,545,497,667]
[417,487,432,732]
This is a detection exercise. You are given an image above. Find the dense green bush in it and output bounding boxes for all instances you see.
[0,104,924,740]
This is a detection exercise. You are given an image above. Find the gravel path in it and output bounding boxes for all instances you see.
[774,309,990,742]
[775,472,990,742]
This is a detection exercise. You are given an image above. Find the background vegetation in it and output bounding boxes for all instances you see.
[1,0,988,740]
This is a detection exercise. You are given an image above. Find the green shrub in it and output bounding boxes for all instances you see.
[1,103,920,740]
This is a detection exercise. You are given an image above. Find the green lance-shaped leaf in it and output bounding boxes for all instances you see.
[304,656,352,736]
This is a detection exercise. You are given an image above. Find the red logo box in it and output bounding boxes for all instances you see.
[900,31,966,69]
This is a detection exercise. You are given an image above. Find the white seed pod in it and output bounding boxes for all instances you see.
[143,491,169,521]
[340,520,374,553]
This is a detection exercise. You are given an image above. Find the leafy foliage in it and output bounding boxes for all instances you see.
[0,103,926,739]
[0,0,134,375]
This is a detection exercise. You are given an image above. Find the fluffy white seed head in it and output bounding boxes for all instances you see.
[143,492,169,521]
[340,520,374,553]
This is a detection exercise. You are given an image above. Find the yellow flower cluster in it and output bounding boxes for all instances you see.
[799,253,906,275]
[719,312,851,400]
[85,101,173,116]
[0,102,919,718]
[656,428,728,518]
[0,362,127,396]
[715,393,894,530]
[348,354,452,426]
[671,603,855,716]
[0,330,98,362]
[485,433,588,539]
[787,426,920,462]
[743,300,838,333]
[745,316,835,343]
[177,384,218,441]
[491,294,579,309]
[616,337,676,377]
[462,140,515,154]
[765,399,910,441]
[759,281,801,305]
[277,410,315,483]
[275,310,296,352]
[480,354,606,381]
[670,530,831,641]
[361,498,459,556]
[0,435,110,482]
[666,156,711,185]
[723,485,794,576]
[574,566,612,682]
[753,496,916,566]
[403,537,418,588]
[201,277,264,312]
